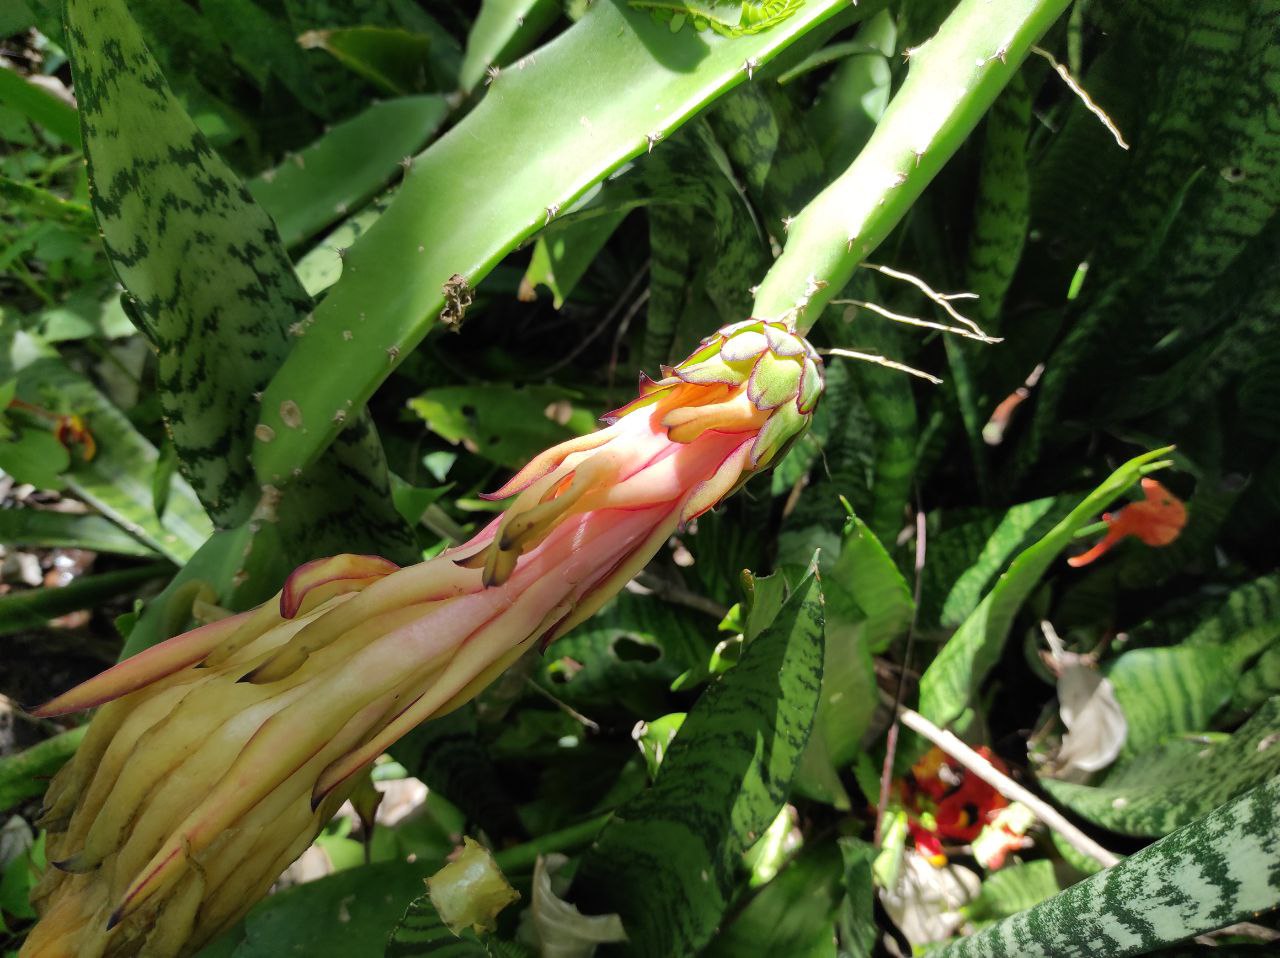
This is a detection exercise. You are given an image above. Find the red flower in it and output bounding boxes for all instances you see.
[1068,478,1187,568]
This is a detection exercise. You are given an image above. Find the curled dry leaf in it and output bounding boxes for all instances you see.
[527,853,627,958]
[1055,665,1127,778]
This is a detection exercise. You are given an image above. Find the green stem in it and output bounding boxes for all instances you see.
[753,0,1073,333]
[0,561,172,638]
[493,813,611,873]
[0,725,88,809]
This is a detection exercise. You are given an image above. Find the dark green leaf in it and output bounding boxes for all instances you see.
[572,568,825,958]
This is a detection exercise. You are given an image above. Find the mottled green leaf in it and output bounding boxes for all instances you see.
[572,569,824,958]
[1041,698,1280,838]
[938,776,1280,956]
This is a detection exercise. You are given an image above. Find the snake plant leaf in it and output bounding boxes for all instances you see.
[248,95,448,251]
[1041,697,1280,838]
[935,775,1280,957]
[253,0,880,484]
[918,447,1173,730]
[65,0,310,527]
[65,0,415,587]
[571,566,824,958]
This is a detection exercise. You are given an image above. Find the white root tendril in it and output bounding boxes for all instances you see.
[859,262,996,341]
[822,348,943,385]
[833,298,1002,344]
[1031,45,1130,151]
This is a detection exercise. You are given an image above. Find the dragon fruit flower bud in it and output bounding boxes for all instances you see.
[21,320,823,958]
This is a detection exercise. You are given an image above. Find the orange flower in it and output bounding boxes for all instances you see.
[1067,478,1187,568]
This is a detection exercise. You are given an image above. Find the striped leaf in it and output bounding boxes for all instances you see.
[934,775,1280,957]
[66,0,308,527]
[386,892,520,957]
[919,447,1171,730]
[571,568,825,958]
[1041,697,1280,838]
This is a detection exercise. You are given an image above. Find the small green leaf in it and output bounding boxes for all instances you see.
[0,64,80,147]
[299,26,433,96]
[0,426,69,490]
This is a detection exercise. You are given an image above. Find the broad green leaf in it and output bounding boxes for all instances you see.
[520,211,626,308]
[571,569,825,958]
[254,0,883,482]
[2,336,213,563]
[703,843,842,958]
[0,726,85,811]
[935,775,1280,957]
[0,425,68,490]
[460,0,562,93]
[298,26,433,97]
[966,861,1060,922]
[0,63,80,147]
[0,507,157,557]
[0,561,170,638]
[919,447,1172,730]
[386,891,502,956]
[248,95,448,250]
[408,383,594,470]
[1040,697,1280,838]
[1106,639,1276,760]
[796,511,912,803]
[538,591,709,718]
[218,860,433,958]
